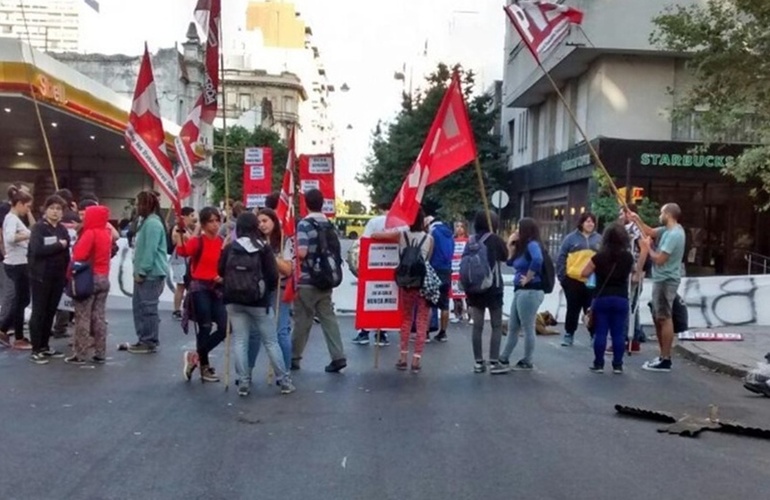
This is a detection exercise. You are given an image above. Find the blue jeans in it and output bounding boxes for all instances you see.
[227,303,289,387]
[132,277,164,347]
[191,288,227,366]
[592,295,629,368]
[501,289,544,364]
[260,291,292,376]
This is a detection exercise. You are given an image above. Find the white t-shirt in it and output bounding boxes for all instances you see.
[362,213,408,237]
[3,212,30,265]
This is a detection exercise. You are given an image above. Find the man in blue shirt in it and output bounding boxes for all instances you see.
[630,203,686,373]
[426,216,454,342]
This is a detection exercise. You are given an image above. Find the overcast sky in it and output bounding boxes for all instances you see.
[86,0,506,203]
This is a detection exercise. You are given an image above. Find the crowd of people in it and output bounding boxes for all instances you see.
[0,179,687,398]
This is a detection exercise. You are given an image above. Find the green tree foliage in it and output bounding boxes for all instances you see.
[357,63,508,221]
[590,170,660,228]
[210,126,288,203]
[344,200,368,215]
[650,1,770,209]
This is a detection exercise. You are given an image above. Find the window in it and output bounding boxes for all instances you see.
[238,93,251,111]
[517,110,529,153]
[673,111,759,143]
[507,119,515,154]
[1,25,12,34]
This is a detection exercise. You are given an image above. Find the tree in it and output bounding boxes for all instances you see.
[590,170,660,228]
[210,126,288,203]
[650,1,770,209]
[344,200,368,215]
[357,63,508,222]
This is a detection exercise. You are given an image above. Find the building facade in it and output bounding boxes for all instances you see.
[0,0,99,53]
[501,0,768,276]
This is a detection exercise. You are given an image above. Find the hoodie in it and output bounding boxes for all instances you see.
[218,236,278,308]
[556,229,602,283]
[28,218,70,282]
[71,206,113,277]
[133,213,168,279]
[428,221,454,272]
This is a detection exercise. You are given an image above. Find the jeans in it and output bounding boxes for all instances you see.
[591,295,629,368]
[227,304,289,387]
[132,277,164,347]
[562,277,593,335]
[1,264,30,340]
[73,276,110,358]
[470,306,503,362]
[191,288,227,366]
[258,292,293,376]
[501,289,545,364]
[29,276,66,352]
[292,287,345,363]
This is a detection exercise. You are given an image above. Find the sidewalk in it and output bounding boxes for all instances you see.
[674,326,770,378]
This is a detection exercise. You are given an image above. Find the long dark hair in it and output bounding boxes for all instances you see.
[235,212,262,248]
[599,222,630,256]
[258,208,282,251]
[409,207,426,232]
[473,210,499,234]
[513,217,542,260]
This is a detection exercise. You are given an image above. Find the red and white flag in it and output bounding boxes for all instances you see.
[385,73,477,229]
[278,126,299,302]
[125,44,179,210]
[174,0,221,200]
[504,1,584,64]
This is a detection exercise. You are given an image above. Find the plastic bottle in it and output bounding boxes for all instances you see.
[586,273,597,289]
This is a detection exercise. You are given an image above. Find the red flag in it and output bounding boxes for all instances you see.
[279,127,299,302]
[125,44,179,210]
[175,0,220,199]
[504,1,583,64]
[385,74,476,228]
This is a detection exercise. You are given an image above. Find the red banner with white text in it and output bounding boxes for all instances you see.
[355,238,402,330]
[242,147,272,208]
[450,238,468,299]
[299,154,336,217]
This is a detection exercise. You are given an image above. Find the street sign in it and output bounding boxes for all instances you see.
[491,190,509,209]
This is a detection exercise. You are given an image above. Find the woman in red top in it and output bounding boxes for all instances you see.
[66,205,113,365]
[176,207,226,382]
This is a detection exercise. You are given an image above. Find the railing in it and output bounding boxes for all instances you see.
[745,251,770,274]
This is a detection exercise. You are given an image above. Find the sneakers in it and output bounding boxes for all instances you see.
[172,310,182,321]
[395,360,408,371]
[200,366,220,382]
[612,365,624,374]
[512,360,534,371]
[352,331,370,345]
[374,332,390,347]
[325,359,347,373]
[0,332,10,348]
[473,361,486,373]
[183,351,199,381]
[64,355,87,365]
[13,338,33,350]
[238,384,250,397]
[127,343,156,354]
[290,359,301,371]
[490,360,511,375]
[642,357,672,372]
[29,352,50,365]
[280,379,296,395]
[434,331,448,343]
[450,317,461,324]
[561,334,574,347]
[91,356,106,365]
[589,363,604,373]
[424,334,431,344]
[41,348,65,359]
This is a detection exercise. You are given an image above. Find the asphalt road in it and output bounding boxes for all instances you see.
[1,310,768,500]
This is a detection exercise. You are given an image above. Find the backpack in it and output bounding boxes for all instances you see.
[459,233,494,294]
[395,232,429,289]
[223,241,266,304]
[524,243,556,294]
[306,218,343,290]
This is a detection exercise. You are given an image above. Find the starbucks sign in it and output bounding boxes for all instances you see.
[640,153,736,168]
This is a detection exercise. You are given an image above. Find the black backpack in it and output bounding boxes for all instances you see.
[223,241,267,305]
[395,233,428,289]
[306,218,343,290]
[526,244,556,294]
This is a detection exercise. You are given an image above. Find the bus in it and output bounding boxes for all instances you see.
[335,214,374,239]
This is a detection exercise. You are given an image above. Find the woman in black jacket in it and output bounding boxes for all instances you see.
[27,195,71,363]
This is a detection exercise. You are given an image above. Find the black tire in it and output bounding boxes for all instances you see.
[348,231,358,240]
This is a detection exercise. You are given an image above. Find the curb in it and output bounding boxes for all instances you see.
[674,343,751,378]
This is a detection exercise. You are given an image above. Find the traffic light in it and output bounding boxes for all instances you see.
[617,187,645,204]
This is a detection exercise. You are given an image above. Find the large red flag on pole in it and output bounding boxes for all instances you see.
[278,126,299,302]
[385,73,476,229]
[174,0,221,200]
[126,44,179,211]
[504,1,584,64]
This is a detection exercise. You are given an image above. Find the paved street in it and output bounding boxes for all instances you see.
[1,308,768,500]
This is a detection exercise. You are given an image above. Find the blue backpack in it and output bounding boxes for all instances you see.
[459,234,494,294]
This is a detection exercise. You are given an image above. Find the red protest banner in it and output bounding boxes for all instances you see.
[450,238,468,299]
[299,153,336,217]
[355,238,402,330]
[242,147,273,208]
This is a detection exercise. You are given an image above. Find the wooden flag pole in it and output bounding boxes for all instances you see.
[534,60,626,209]
[474,158,496,233]
[220,47,233,392]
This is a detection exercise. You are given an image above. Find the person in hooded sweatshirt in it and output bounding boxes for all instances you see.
[65,204,113,365]
[27,195,70,364]
[219,212,295,397]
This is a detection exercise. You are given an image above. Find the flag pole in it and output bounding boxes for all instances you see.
[219,40,233,393]
[474,158,496,234]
